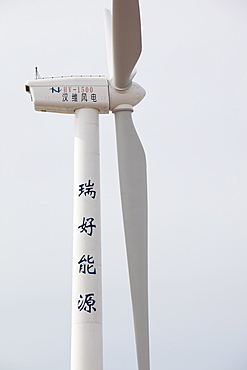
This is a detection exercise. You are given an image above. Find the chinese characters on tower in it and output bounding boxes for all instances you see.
[78,293,96,313]
[77,179,98,313]
[78,254,96,275]
[78,217,96,236]
[78,180,96,199]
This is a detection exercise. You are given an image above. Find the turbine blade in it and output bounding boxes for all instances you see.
[104,9,113,79]
[114,109,150,370]
[112,0,142,90]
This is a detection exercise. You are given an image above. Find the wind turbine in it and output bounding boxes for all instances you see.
[25,0,149,369]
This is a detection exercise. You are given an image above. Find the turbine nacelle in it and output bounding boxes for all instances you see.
[25,76,145,115]
[25,76,109,114]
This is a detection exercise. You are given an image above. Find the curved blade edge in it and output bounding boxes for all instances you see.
[103,9,113,79]
[112,0,142,89]
[114,110,150,370]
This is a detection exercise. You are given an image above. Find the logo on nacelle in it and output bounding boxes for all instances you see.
[50,87,62,93]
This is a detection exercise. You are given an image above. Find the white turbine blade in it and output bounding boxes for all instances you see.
[103,9,113,79]
[114,110,150,370]
[112,0,142,90]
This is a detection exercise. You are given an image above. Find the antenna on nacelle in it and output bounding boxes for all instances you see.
[35,67,41,79]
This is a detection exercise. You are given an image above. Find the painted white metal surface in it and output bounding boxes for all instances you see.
[112,0,142,89]
[25,76,109,114]
[114,109,149,370]
[70,108,103,370]
[109,82,145,111]
[25,75,145,115]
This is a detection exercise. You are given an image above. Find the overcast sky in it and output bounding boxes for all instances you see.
[1,0,247,369]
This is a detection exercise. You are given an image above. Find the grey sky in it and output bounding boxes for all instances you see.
[1,0,247,369]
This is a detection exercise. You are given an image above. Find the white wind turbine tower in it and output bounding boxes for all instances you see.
[25,0,149,369]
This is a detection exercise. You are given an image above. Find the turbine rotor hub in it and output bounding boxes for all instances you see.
[109,81,146,112]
